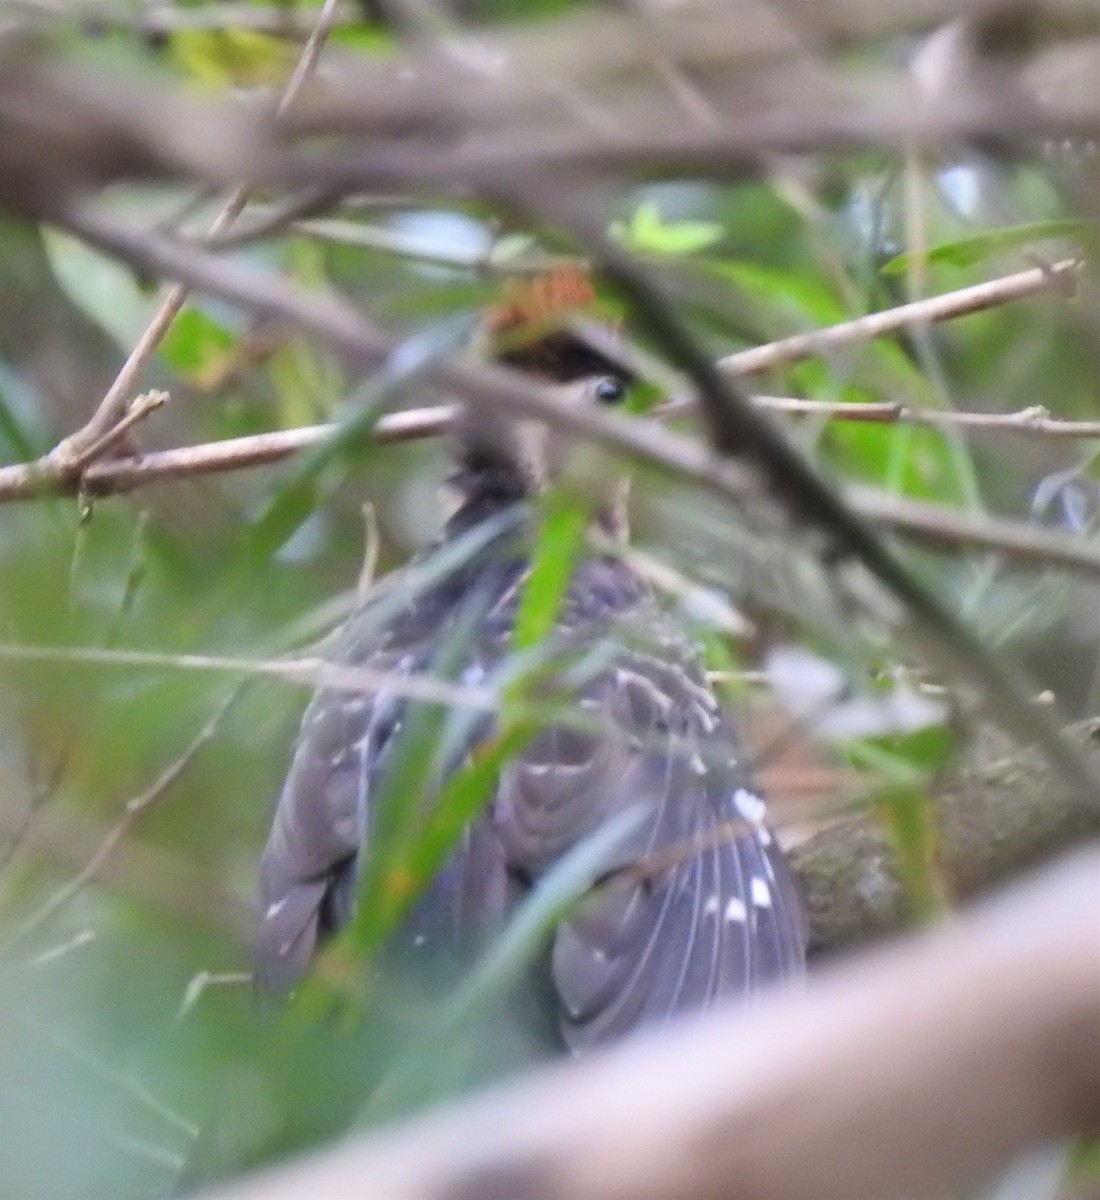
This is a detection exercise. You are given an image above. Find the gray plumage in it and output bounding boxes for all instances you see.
[257,378,807,1053]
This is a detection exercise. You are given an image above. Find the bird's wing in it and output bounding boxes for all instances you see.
[492,625,807,1053]
[255,634,418,990]
[255,551,522,990]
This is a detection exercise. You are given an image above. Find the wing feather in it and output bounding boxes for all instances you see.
[257,543,807,1048]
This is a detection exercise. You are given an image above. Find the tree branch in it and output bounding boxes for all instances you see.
[794,716,1100,953]
[44,0,343,474]
[710,258,1079,384]
[194,846,1100,1200]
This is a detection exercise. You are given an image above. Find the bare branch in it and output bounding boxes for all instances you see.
[844,485,1100,576]
[12,391,1100,502]
[194,847,1100,1200]
[795,714,1100,953]
[746,396,1100,438]
[59,426,1100,584]
[44,0,343,473]
[711,259,1080,384]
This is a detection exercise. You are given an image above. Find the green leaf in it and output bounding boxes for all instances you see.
[615,201,724,257]
[512,492,588,651]
[42,230,156,350]
[158,306,235,383]
[880,219,1090,275]
[168,28,293,90]
[873,783,946,923]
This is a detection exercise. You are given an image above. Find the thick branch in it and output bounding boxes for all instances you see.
[796,716,1100,953]
[196,847,1100,1200]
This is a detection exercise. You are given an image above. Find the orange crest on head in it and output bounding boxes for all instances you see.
[484,265,626,384]
[486,264,599,341]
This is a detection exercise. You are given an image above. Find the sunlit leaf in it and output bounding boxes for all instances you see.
[614,201,725,257]
[159,306,235,386]
[168,29,294,90]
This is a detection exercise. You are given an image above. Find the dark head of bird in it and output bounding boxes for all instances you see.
[448,266,634,533]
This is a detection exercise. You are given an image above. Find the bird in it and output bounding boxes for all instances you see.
[256,268,807,1054]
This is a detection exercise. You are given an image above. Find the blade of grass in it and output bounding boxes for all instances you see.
[512,490,589,653]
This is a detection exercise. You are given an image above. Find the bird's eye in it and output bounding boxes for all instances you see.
[593,376,626,405]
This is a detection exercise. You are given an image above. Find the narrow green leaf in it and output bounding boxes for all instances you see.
[405,722,535,903]
[873,784,946,923]
[880,219,1089,275]
[512,492,588,651]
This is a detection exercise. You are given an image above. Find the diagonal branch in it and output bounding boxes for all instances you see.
[528,186,1100,804]
[44,0,344,475]
[712,258,1080,383]
[193,846,1100,1200]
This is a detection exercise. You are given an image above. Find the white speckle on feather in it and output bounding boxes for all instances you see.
[751,877,772,908]
[724,897,747,923]
[689,752,707,777]
[704,894,720,917]
[265,898,287,920]
[734,788,767,825]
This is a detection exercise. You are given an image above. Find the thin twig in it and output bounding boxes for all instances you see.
[12,685,246,941]
[0,644,502,714]
[43,0,343,473]
[736,396,1100,438]
[10,393,1100,504]
[25,212,1100,589]
[70,389,169,465]
[709,258,1079,384]
[0,249,1087,501]
[844,485,1100,574]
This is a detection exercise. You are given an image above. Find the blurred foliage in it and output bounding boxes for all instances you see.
[0,1,1098,1197]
